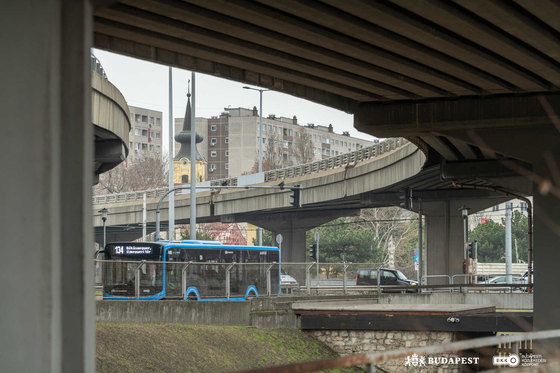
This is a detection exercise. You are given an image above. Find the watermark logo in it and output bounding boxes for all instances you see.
[492,354,520,368]
[404,353,426,367]
[404,353,479,367]
[492,354,547,367]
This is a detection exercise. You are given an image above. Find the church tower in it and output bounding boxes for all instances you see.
[174,91,206,184]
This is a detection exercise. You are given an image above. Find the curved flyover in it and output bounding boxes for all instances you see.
[91,55,130,180]
[92,138,424,241]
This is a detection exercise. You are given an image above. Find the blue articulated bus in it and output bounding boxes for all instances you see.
[100,240,280,301]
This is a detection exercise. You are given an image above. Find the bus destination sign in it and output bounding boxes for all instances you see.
[114,245,153,255]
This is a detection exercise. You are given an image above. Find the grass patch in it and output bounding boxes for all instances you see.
[96,323,363,373]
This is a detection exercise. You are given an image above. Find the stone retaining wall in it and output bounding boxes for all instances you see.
[308,330,469,372]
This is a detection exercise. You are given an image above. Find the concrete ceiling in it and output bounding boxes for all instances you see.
[94,0,560,167]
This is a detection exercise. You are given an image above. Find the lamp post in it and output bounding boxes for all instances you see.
[458,205,470,285]
[243,86,269,246]
[99,208,110,249]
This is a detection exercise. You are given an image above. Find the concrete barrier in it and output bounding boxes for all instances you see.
[96,301,251,326]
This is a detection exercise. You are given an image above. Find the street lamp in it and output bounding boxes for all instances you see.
[458,205,470,278]
[243,86,270,246]
[99,208,110,249]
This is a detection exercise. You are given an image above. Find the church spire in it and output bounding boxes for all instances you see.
[174,89,203,161]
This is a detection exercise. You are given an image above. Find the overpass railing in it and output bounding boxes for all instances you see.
[92,137,409,204]
[213,137,408,186]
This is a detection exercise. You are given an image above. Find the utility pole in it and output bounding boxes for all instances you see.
[190,72,196,240]
[505,201,513,283]
[168,67,175,240]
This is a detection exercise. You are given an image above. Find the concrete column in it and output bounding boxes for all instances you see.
[533,152,560,337]
[248,210,360,265]
[271,227,307,263]
[424,199,505,284]
[0,1,94,372]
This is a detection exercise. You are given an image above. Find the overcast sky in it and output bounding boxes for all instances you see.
[93,49,379,153]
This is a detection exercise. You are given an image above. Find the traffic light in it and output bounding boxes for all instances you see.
[468,242,474,259]
[399,188,412,210]
[290,185,302,208]
[309,244,317,261]
[463,260,467,274]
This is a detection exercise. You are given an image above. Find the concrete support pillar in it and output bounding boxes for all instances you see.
[533,151,560,337]
[271,226,307,263]
[424,201,464,281]
[0,1,94,371]
[423,199,506,284]
[247,209,360,264]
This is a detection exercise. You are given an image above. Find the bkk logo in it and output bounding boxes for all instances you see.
[493,354,546,367]
[492,354,520,367]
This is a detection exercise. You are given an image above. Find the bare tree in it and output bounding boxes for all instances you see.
[291,126,315,165]
[94,151,169,195]
[244,130,285,174]
[352,207,418,272]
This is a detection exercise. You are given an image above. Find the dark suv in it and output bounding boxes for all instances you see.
[356,268,418,293]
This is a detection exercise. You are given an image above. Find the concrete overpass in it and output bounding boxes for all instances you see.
[5,1,560,371]
[93,138,511,270]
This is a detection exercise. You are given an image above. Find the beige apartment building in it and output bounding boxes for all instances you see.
[128,105,163,162]
[175,107,374,180]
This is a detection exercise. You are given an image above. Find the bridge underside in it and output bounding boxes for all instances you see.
[7,1,560,370]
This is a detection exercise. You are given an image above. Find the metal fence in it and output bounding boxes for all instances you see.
[96,260,532,299]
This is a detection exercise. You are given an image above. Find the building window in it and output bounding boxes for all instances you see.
[492,205,499,212]
[344,141,347,147]
[129,141,132,149]
[330,139,334,145]
[211,177,217,181]
[135,143,140,150]
[225,137,229,144]
[211,164,217,170]
[283,128,288,136]
[142,129,148,137]
[352,143,355,149]
[156,145,160,153]
[211,151,217,157]
[268,125,272,132]
[225,124,228,131]
[211,138,217,145]
[130,113,134,121]
[135,114,141,123]
[262,137,266,144]
[211,125,217,131]
[283,141,289,148]
[142,143,147,150]
[156,132,160,139]
[156,118,161,126]
[149,145,153,152]
[149,117,154,125]
[273,126,277,133]
[142,115,148,123]
[520,202,528,212]
[336,140,339,146]
[135,128,141,136]
[225,163,229,170]
[225,151,229,157]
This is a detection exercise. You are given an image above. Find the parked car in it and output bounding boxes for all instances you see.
[519,269,534,292]
[356,268,418,293]
[280,269,299,292]
[486,275,523,291]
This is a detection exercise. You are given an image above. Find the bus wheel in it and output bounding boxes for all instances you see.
[187,294,198,301]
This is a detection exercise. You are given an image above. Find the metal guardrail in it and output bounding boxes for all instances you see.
[92,137,409,204]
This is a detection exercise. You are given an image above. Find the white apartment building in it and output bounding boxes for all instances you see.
[128,105,163,161]
[175,107,374,180]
